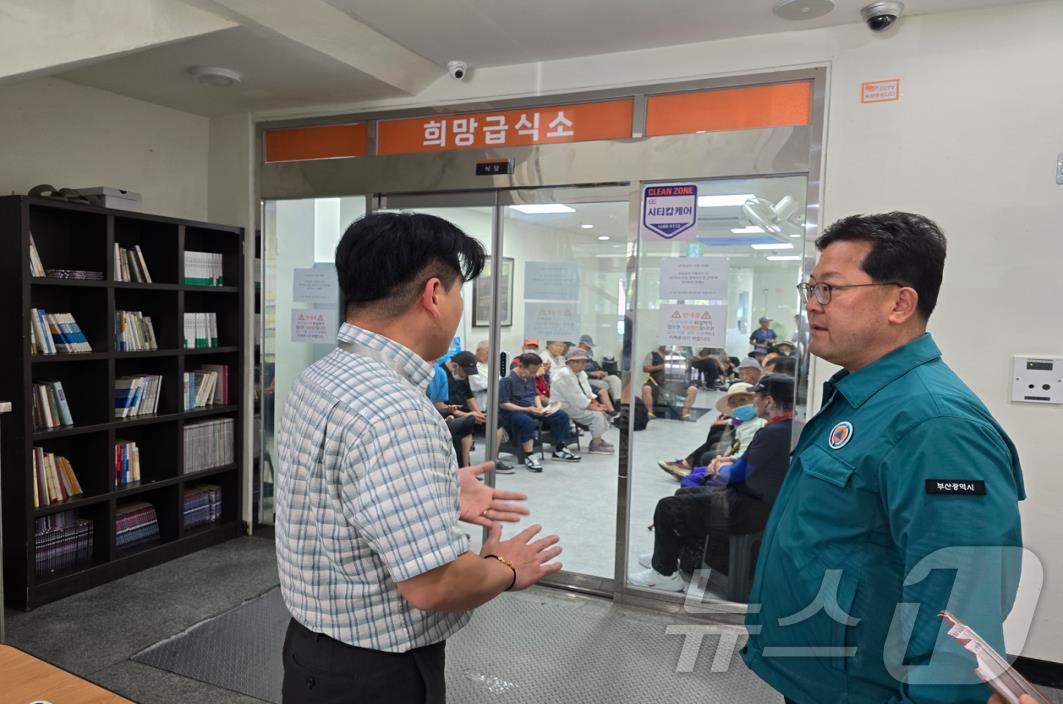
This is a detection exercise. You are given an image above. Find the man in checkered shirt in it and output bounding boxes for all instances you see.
[277,212,563,703]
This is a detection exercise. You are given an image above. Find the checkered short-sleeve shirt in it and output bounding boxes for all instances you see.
[275,323,470,652]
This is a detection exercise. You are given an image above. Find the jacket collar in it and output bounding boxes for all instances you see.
[336,322,435,392]
[829,333,942,409]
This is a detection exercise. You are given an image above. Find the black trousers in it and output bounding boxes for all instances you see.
[282,618,446,704]
[444,414,476,464]
[651,487,731,576]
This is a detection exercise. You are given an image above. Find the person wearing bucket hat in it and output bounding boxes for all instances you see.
[549,347,615,454]
[749,316,777,354]
[657,382,766,480]
[578,334,622,404]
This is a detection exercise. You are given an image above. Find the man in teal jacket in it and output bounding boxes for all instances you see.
[743,212,1025,703]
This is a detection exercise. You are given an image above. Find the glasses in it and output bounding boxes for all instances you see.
[796,281,904,305]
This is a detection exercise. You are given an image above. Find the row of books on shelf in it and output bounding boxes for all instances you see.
[184,250,224,286]
[33,380,74,430]
[116,500,158,551]
[33,449,84,508]
[184,417,235,473]
[35,510,93,577]
[116,375,164,418]
[114,243,153,283]
[184,484,223,530]
[185,365,229,410]
[115,310,158,351]
[184,312,220,348]
[30,309,92,355]
[115,440,143,487]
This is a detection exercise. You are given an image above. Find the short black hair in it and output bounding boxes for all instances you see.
[766,355,797,376]
[517,352,542,368]
[335,212,486,317]
[815,212,946,321]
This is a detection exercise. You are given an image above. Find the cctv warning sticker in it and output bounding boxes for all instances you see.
[861,79,900,104]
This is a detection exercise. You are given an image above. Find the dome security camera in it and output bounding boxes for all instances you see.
[447,60,468,81]
[860,1,903,31]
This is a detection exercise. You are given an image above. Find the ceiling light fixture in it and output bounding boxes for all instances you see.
[188,66,243,87]
[581,224,594,229]
[510,204,576,214]
[731,226,766,234]
[751,243,795,250]
[597,235,610,241]
[698,194,755,208]
[767,255,803,261]
[773,0,836,21]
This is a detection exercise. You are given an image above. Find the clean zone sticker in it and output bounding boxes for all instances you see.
[641,184,698,241]
[861,79,900,104]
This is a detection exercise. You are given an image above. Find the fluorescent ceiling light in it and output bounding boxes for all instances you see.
[751,243,795,250]
[789,234,802,238]
[767,255,802,261]
[698,194,754,208]
[510,204,576,214]
[597,235,610,241]
[731,226,765,234]
[580,223,594,229]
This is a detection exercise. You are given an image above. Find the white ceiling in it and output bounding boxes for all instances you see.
[324,0,1033,67]
[52,0,1035,116]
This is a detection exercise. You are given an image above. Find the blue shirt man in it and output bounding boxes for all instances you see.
[743,213,1025,704]
[750,316,777,354]
[498,352,580,472]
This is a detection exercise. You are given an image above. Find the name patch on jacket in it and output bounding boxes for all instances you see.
[926,480,986,496]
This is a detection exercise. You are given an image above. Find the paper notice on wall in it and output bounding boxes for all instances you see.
[524,302,581,343]
[291,308,338,343]
[293,264,339,304]
[523,261,581,301]
[659,257,728,300]
[658,304,727,348]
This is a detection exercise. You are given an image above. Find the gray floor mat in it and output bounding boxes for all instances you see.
[133,585,780,703]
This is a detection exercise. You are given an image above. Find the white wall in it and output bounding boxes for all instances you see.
[0,77,209,220]
[253,1,1063,661]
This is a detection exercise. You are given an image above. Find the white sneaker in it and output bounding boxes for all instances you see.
[637,552,653,569]
[628,567,686,592]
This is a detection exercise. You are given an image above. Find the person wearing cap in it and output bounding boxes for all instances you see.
[436,351,486,467]
[743,213,1024,704]
[578,334,623,404]
[750,316,777,354]
[736,356,763,385]
[657,382,765,480]
[549,348,615,454]
[630,374,796,591]
[773,340,796,356]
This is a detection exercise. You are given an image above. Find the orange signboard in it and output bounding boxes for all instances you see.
[264,124,369,163]
[377,99,634,155]
[645,82,811,137]
[861,79,900,103]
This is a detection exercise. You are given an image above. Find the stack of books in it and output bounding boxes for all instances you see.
[32,380,74,430]
[32,448,84,508]
[184,251,224,286]
[115,310,158,351]
[114,375,163,418]
[35,510,93,576]
[183,365,228,410]
[183,312,219,348]
[183,484,222,530]
[114,440,142,486]
[114,244,153,282]
[29,234,46,277]
[115,500,159,551]
[183,417,234,473]
[46,269,103,280]
[30,309,92,355]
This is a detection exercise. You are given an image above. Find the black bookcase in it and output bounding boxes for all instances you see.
[0,196,245,609]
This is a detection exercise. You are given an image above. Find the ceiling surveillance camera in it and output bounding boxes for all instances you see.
[860,1,903,31]
[447,60,468,81]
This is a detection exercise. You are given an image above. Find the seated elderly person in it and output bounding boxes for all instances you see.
[550,348,615,454]
[426,361,477,468]
[642,345,699,421]
[657,382,766,480]
[764,353,796,376]
[544,340,569,370]
[499,352,581,472]
[630,375,796,591]
[736,356,763,385]
[577,334,622,406]
[689,347,725,389]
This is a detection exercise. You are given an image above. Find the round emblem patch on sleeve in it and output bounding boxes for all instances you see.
[828,421,853,449]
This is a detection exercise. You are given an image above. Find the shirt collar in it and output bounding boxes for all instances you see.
[335,322,435,391]
[831,333,941,408]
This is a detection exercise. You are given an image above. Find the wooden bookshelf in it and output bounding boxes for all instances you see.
[0,196,245,609]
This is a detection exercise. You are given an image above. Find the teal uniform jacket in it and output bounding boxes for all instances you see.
[743,334,1025,703]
